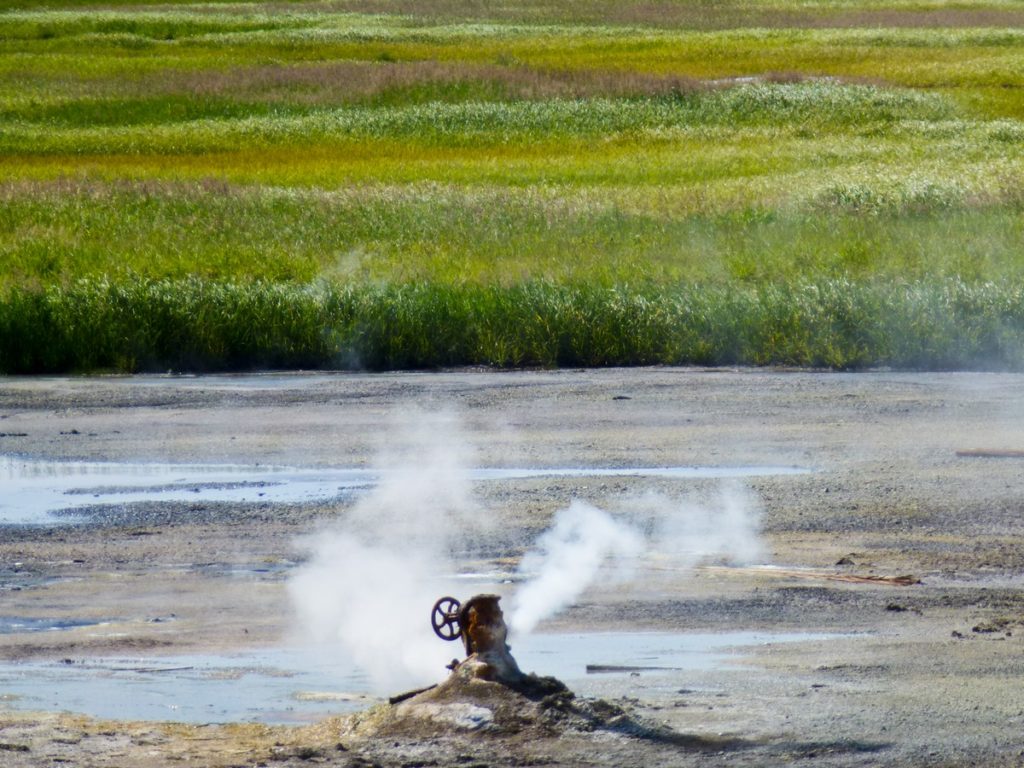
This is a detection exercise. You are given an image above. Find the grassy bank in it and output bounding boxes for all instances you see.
[4,181,1024,291]
[2,1,1024,372]
[2,278,1022,373]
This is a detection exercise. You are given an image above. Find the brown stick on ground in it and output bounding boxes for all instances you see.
[820,573,921,586]
[956,449,1024,458]
[698,565,920,586]
[755,569,921,586]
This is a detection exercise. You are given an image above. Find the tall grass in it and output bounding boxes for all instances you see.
[4,181,1024,292]
[0,83,957,156]
[2,0,1024,26]
[2,278,1022,373]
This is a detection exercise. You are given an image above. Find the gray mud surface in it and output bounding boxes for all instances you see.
[1,368,1024,766]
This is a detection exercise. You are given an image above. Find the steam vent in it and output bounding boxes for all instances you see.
[390,593,572,712]
[337,593,720,762]
[430,594,527,685]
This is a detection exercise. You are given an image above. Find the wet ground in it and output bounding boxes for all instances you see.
[1,368,1023,766]
[0,631,836,724]
[1,456,806,526]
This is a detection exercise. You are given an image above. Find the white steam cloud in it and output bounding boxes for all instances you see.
[287,410,486,692]
[509,500,645,635]
[289,411,768,691]
[639,482,765,572]
[509,482,764,635]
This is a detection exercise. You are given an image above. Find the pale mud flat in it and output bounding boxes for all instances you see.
[1,368,1023,767]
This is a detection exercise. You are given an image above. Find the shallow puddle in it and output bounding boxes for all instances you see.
[0,569,58,593]
[0,456,808,525]
[0,631,832,724]
[0,617,108,634]
[0,647,374,725]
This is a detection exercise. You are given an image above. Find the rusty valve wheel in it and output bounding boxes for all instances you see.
[431,596,462,641]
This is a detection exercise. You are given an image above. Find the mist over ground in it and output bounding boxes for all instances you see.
[288,411,767,691]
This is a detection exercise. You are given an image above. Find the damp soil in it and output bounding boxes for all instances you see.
[2,368,1024,767]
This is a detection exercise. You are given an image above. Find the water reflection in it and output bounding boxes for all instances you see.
[0,456,809,525]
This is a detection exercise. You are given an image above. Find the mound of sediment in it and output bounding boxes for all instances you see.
[333,594,744,766]
[340,657,729,753]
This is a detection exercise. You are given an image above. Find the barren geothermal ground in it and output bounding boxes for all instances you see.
[1,368,1023,767]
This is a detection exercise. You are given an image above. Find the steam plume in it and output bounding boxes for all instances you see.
[641,482,765,572]
[288,408,768,689]
[508,500,645,635]
[509,482,764,635]
[287,410,484,691]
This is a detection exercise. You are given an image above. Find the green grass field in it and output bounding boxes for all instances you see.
[2,0,1024,371]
